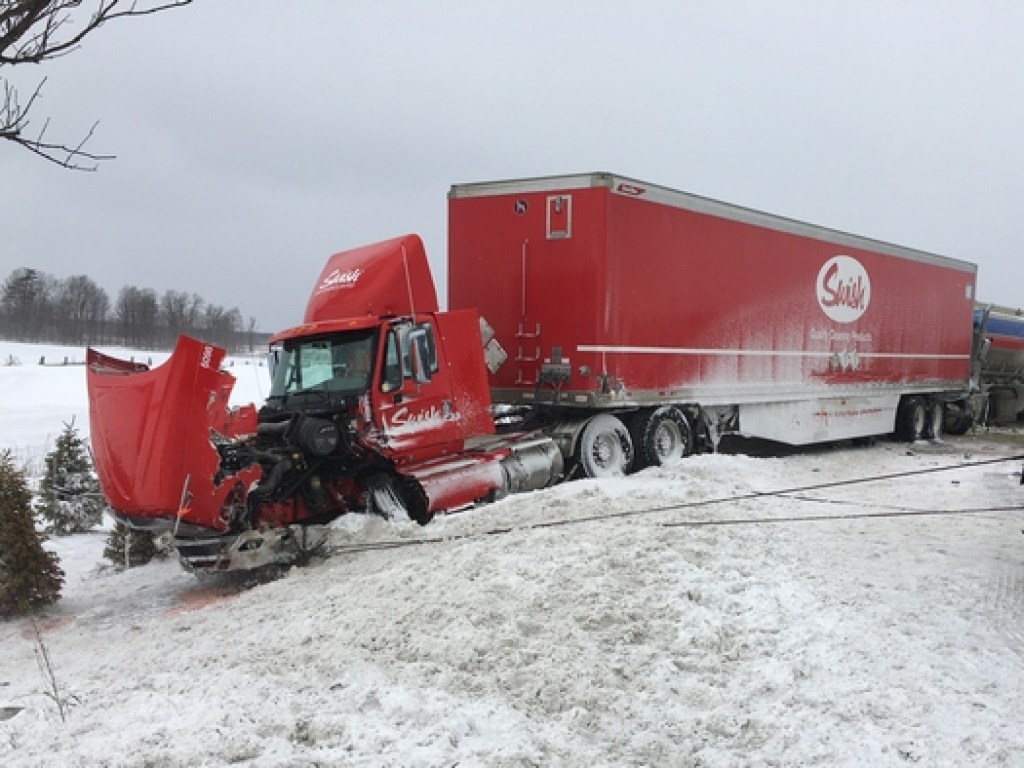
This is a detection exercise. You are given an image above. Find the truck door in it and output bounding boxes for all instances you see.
[374,319,464,455]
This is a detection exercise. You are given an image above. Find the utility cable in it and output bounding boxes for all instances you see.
[325,452,1024,558]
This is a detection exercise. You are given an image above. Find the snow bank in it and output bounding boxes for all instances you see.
[1,342,1023,766]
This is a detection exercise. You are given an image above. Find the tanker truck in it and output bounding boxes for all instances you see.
[939,303,1024,433]
[87,172,979,572]
[973,305,1024,426]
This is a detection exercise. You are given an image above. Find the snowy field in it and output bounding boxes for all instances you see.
[1,341,1023,767]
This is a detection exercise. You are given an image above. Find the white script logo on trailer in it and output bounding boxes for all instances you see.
[816,256,871,323]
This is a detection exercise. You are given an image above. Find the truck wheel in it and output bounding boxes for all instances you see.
[895,397,927,442]
[631,406,693,470]
[943,407,973,435]
[924,401,944,441]
[576,414,633,478]
[368,474,405,520]
[368,474,433,526]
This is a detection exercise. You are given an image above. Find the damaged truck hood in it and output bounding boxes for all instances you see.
[86,336,259,532]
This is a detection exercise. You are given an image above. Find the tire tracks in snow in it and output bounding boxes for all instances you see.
[983,564,1024,664]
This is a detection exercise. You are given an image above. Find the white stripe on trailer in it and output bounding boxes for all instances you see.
[858,352,970,360]
[577,344,969,361]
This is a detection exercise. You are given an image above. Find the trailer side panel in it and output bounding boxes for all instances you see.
[448,173,976,443]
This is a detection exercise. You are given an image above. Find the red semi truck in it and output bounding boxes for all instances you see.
[87,172,978,571]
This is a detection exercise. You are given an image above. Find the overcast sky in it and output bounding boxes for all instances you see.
[3,1,1023,332]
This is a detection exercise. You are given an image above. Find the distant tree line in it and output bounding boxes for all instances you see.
[0,267,264,351]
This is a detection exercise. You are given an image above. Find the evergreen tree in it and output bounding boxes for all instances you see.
[103,522,162,569]
[0,451,64,616]
[35,419,105,535]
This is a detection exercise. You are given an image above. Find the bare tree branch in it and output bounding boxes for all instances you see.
[2,74,113,169]
[1,1,193,169]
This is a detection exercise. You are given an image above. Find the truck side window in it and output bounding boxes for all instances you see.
[381,322,438,391]
[416,323,439,374]
[408,325,438,383]
[381,330,403,393]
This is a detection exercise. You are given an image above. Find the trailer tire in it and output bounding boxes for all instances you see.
[924,401,944,441]
[630,406,693,470]
[895,397,927,442]
[576,414,633,478]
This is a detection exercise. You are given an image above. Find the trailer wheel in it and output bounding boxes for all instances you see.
[630,406,693,470]
[576,414,633,478]
[924,401,944,441]
[895,397,927,442]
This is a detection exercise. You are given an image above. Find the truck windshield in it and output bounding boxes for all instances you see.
[268,330,377,402]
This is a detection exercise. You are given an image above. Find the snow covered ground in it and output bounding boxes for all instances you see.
[1,341,1023,767]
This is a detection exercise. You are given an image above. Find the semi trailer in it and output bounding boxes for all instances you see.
[447,173,976,460]
[87,172,981,572]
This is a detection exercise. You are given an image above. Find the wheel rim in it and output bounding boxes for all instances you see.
[579,414,632,477]
[653,420,684,464]
[590,433,622,471]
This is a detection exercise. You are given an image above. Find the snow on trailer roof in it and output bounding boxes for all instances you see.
[448,171,976,275]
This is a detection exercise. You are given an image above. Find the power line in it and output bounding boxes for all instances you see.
[324,452,1024,558]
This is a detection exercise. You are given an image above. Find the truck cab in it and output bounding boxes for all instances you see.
[262,310,495,466]
[86,234,559,572]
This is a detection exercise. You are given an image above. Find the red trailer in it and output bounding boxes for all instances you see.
[449,172,977,463]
